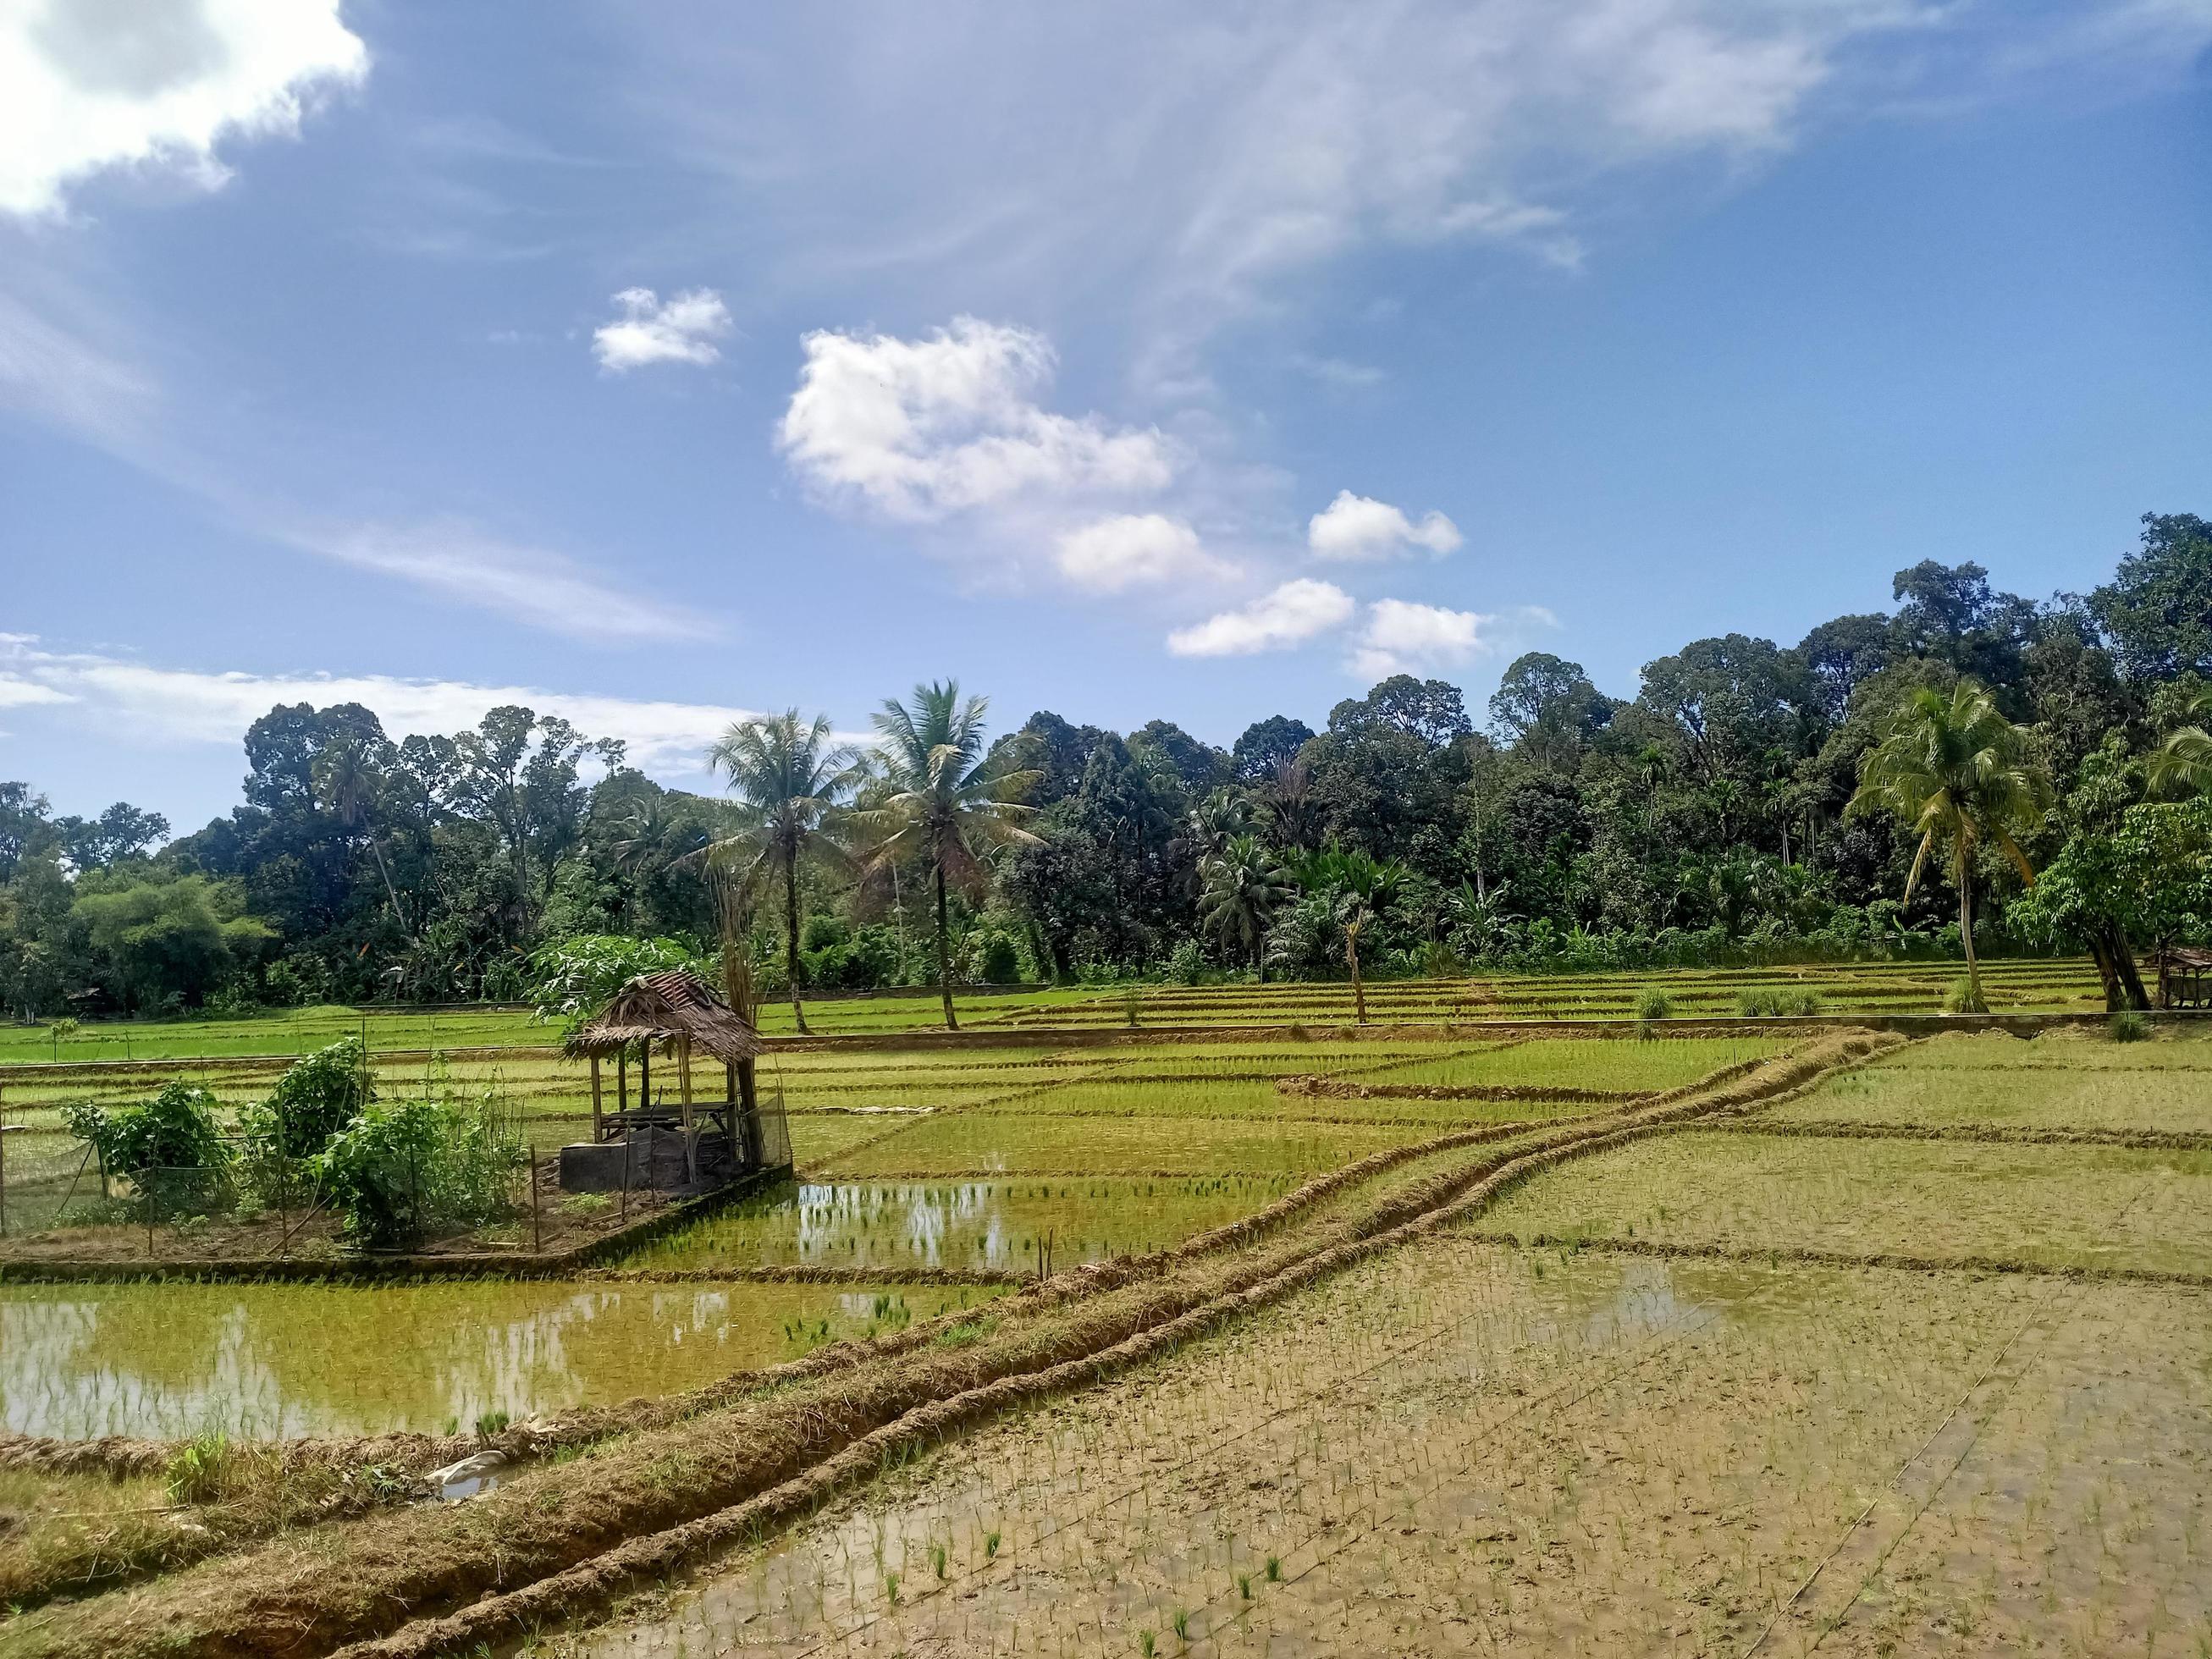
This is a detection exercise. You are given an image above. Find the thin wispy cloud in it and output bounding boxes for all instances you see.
[295,519,717,643]
[0,636,749,777]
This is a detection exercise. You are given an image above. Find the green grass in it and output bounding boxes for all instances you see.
[0,956,2105,1068]
[1478,1130,2212,1276]
[1360,1035,1790,1094]
[1764,1051,2212,1134]
[824,1112,1426,1178]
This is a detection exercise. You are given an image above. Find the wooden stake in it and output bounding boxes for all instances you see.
[590,1053,604,1142]
[530,1145,542,1253]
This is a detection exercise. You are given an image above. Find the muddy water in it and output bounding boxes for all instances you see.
[0,1277,997,1441]
[632,1176,1299,1275]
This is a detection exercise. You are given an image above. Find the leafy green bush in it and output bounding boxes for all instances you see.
[63,1083,229,1179]
[312,1089,526,1250]
[2109,1009,2151,1043]
[62,1083,232,1216]
[1634,986,1676,1022]
[242,1037,371,1160]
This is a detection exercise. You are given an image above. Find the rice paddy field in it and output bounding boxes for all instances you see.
[4,984,2210,1659]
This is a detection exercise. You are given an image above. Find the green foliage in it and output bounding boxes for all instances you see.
[63,1082,229,1179]
[71,871,271,1014]
[1633,986,1676,1022]
[312,1086,525,1249]
[165,1430,230,1505]
[526,934,705,1033]
[242,1036,372,1160]
[2109,1009,2151,1043]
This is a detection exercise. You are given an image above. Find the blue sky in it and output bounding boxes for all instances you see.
[3,0,2209,831]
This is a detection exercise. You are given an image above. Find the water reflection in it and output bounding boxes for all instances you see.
[644,1176,1295,1273]
[0,1277,987,1441]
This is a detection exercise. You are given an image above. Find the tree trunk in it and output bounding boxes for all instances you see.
[784,850,808,1036]
[367,835,412,940]
[934,862,957,1031]
[2088,932,2126,1012]
[1957,863,1982,1010]
[2092,918,2152,1011]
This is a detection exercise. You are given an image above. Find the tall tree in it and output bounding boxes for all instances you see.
[2088,512,2212,680]
[1198,834,1294,972]
[859,682,1042,1029]
[1848,681,2051,1010]
[702,711,858,1036]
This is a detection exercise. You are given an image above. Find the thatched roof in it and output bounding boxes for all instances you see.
[564,969,762,1065]
[2149,946,2212,972]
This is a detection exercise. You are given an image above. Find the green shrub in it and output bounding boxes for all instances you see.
[1166,938,1208,986]
[1942,976,1989,1015]
[312,1089,526,1250]
[242,1037,372,1160]
[1634,987,1676,1022]
[63,1083,230,1215]
[164,1430,230,1505]
[2109,1009,2151,1043]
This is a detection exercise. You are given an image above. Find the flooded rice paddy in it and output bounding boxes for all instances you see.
[0,1276,1001,1441]
[634,1175,1301,1274]
[564,1239,2212,1659]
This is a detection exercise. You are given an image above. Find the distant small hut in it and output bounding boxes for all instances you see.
[2148,946,2212,1011]
[559,969,787,1193]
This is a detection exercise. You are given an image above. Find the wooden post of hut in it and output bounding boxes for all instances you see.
[590,1054,604,1142]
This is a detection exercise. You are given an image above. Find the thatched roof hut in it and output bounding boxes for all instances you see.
[563,969,762,1066]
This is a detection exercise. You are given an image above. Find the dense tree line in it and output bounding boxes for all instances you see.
[3,512,2209,1022]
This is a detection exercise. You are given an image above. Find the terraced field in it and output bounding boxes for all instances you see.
[2,993,2203,1659]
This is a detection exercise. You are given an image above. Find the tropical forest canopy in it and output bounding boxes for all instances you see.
[3,512,2209,1021]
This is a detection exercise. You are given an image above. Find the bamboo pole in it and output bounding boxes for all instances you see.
[678,1038,697,1184]
[530,1144,541,1253]
[591,1054,604,1142]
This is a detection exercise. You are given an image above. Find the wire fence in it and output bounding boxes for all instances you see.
[0,1089,794,1258]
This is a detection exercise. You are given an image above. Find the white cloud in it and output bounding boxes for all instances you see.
[0,0,367,218]
[592,286,732,372]
[1307,490,1463,561]
[1167,578,1354,658]
[777,317,1177,523]
[0,637,749,777]
[296,518,716,642]
[1053,514,1231,593]
[1347,598,1492,679]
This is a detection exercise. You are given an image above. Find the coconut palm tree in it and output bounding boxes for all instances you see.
[1849,680,2050,1011]
[701,711,858,1036]
[1199,835,1294,973]
[858,682,1041,1030]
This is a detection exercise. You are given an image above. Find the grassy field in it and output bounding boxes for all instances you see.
[0,954,2107,1066]
[7,1007,2212,1659]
